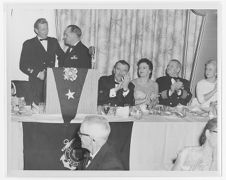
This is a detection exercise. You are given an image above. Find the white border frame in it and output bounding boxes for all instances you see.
[2,1,224,179]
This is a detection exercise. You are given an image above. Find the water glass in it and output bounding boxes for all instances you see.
[103,104,110,115]
[39,102,46,114]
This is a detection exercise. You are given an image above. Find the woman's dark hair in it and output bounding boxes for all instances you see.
[137,58,153,78]
[199,118,217,145]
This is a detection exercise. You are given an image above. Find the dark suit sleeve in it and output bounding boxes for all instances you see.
[19,41,40,78]
[54,39,65,67]
[80,48,92,68]
[101,159,125,170]
[156,77,171,106]
[98,76,111,106]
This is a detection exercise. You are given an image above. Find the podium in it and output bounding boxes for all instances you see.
[45,68,100,117]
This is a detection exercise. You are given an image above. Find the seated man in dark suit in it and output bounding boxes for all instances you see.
[62,25,91,68]
[156,59,192,107]
[79,115,125,170]
[98,60,135,108]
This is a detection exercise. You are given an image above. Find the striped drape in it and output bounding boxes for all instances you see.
[55,9,202,80]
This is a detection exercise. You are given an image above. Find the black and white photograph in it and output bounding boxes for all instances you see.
[3,1,224,178]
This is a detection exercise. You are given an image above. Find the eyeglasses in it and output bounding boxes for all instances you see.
[77,131,95,142]
[77,131,90,137]
[210,130,218,133]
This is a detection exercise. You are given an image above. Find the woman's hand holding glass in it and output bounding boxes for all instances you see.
[148,93,159,109]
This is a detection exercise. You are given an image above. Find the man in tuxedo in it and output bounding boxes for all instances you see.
[20,18,65,108]
[79,115,125,170]
[156,59,192,107]
[98,60,135,107]
[62,25,91,68]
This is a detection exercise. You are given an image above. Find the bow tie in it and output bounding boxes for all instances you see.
[40,38,48,41]
[170,76,179,80]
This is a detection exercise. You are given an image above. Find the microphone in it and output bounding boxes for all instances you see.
[89,46,95,59]
[89,46,96,69]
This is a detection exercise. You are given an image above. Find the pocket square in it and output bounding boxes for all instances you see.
[71,55,78,60]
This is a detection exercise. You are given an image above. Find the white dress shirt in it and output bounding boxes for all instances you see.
[38,36,48,51]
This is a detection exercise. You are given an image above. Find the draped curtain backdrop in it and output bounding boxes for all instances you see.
[55,9,202,80]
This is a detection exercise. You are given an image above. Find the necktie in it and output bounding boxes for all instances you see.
[83,152,92,169]
[85,156,92,168]
[66,46,73,54]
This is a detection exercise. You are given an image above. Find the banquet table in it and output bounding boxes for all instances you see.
[9,113,209,171]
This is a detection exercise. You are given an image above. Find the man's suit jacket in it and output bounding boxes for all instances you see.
[61,41,91,68]
[156,75,192,107]
[98,75,135,106]
[19,36,65,104]
[85,143,125,170]
[20,36,65,78]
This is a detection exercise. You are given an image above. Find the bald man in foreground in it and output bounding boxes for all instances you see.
[78,115,125,170]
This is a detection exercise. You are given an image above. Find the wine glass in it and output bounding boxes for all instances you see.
[103,104,110,115]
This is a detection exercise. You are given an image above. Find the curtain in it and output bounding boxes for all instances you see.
[55,9,202,81]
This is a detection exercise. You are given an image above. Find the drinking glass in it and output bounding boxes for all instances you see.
[39,102,46,114]
[103,104,110,115]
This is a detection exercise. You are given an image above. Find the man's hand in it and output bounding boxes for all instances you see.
[150,93,159,101]
[121,74,130,91]
[170,83,177,93]
[37,70,45,80]
[114,82,123,92]
[170,80,184,96]
[175,80,184,90]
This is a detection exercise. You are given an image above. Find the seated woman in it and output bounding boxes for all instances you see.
[172,118,217,171]
[193,60,217,111]
[131,58,158,109]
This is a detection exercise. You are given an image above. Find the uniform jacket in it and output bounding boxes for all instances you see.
[156,75,192,107]
[98,75,135,106]
[61,41,91,68]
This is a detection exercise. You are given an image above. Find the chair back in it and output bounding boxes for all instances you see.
[11,80,32,105]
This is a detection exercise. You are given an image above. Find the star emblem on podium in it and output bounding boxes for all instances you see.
[65,89,75,100]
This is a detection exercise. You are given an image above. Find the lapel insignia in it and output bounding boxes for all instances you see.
[70,55,78,60]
